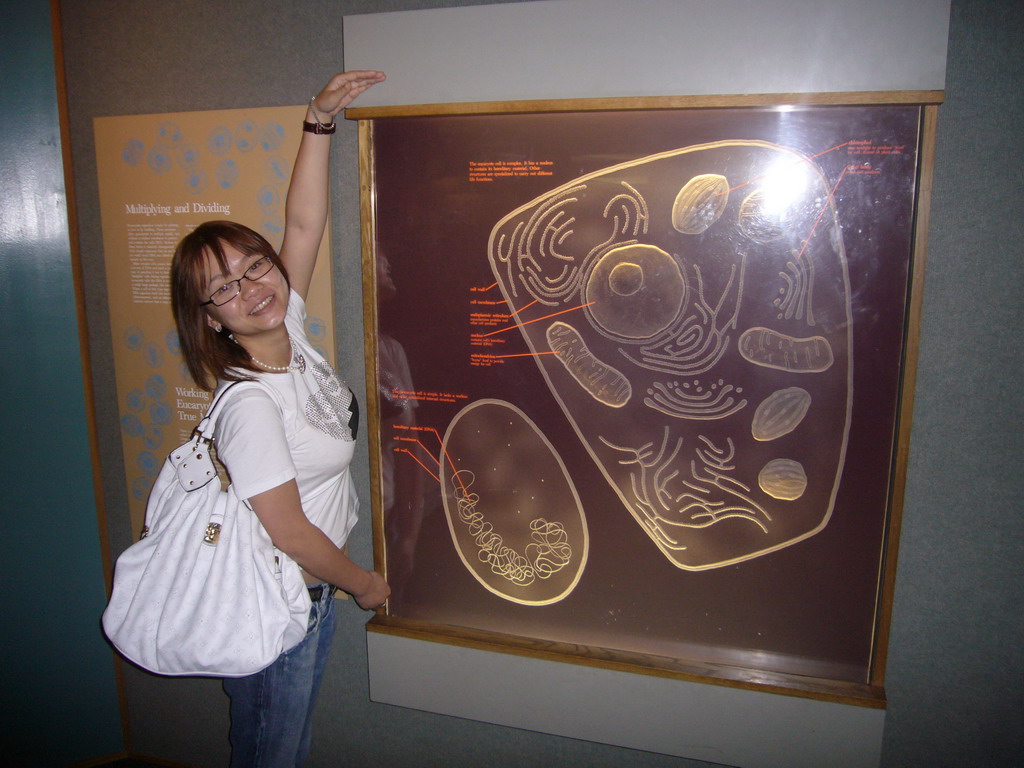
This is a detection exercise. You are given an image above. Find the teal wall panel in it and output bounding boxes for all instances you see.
[0,1,123,765]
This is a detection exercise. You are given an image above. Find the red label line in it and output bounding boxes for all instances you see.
[482,301,594,338]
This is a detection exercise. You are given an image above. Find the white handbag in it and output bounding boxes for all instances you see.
[102,382,311,677]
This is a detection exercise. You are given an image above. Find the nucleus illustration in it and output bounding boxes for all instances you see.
[487,140,853,569]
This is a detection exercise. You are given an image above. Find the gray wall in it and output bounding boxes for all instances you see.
[882,1,1023,763]
[56,0,1022,766]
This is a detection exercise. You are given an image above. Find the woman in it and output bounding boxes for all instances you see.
[169,70,389,767]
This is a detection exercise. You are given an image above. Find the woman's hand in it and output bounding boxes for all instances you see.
[310,70,386,122]
[351,569,391,611]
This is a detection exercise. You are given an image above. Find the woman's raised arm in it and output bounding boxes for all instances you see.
[278,70,386,300]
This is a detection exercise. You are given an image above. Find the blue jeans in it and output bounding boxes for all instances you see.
[223,585,337,767]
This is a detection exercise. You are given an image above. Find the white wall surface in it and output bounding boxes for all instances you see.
[345,0,950,106]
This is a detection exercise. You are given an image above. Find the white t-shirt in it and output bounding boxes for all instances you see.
[214,291,359,548]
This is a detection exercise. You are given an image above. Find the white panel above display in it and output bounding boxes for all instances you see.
[343,0,950,107]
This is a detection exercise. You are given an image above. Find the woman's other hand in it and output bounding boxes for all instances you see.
[352,569,391,611]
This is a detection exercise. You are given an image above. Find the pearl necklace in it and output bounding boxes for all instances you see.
[248,336,306,374]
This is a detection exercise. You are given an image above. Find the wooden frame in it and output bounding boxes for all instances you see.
[350,92,940,706]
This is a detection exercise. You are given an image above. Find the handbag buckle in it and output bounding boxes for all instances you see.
[171,437,219,491]
[203,522,221,546]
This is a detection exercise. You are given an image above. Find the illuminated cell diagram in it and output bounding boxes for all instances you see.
[487,140,853,570]
[440,399,588,605]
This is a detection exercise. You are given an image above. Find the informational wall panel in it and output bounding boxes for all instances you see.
[95,105,335,536]
[365,102,928,691]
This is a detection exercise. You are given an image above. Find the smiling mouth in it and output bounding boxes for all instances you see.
[250,295,274,314]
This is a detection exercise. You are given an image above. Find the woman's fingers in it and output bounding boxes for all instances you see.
[315,70,386,116]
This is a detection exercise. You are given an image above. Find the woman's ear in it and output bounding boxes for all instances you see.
[206,314,223,334]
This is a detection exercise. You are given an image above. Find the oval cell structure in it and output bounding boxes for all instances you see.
[758,458,808,501]
[440,399,588,605]
[751,387,812,441]
[738,327,834,373]
[672,173,730,235]
[547,321,632,408]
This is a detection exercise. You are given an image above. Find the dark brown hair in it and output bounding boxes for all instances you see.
[170,221,290,390]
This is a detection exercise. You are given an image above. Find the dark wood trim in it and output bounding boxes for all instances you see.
[346,91,945,120]
[358,119,388,585]
[869,103,940,687]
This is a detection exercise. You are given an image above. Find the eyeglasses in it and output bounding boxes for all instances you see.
[201,257,276,306]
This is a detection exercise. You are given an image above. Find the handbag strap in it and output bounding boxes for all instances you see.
[193,380,263,442]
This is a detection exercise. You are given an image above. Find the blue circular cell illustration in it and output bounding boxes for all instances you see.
[165,330,181,355]
[257,184,280,213]
[137,450,160,478]
[261,122,285,152]
[265,155,289,185]
[121,413,144,438]
[185,168,209,193]
[306,316,326,341]
[150,400,172,426]
[131,476,152,501]
[122,138,145,166]
[216,158,239,189]
[144,342,163,368]
[157,121,183,147]
[125,388,146,414]
[145,374,167,400]
[262,215,285,250]
[143,425,164,451]
[235,119,258,153]
[177,142,200,169]
[207,125,232,155]
[124,326,144,350]
[147,144,173,174]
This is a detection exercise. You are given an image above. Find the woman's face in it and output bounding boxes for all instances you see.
[202,242,289,343]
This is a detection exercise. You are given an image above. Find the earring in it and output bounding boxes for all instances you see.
[211,321,223,333]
